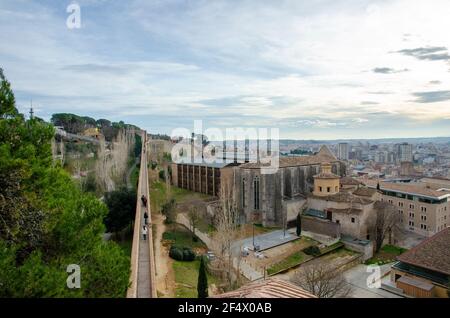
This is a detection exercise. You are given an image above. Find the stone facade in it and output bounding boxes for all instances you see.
[171,145,345,227]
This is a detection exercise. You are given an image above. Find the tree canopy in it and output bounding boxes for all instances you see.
[103,187,137,233]
[0,68,130,297]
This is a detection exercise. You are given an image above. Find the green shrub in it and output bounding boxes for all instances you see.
[182,248,196,261]
[169,246,184,261]
[303,245,321,256]
[169,246,196,261]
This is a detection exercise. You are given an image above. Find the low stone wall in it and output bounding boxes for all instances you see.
[301,216,340,238]
[342,239,374,261]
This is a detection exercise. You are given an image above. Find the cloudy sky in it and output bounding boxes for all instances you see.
[1,0,450,140]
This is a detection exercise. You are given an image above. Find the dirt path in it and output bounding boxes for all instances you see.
[153,212,176,297]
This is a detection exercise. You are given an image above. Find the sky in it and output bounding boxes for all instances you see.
[1,0,450,140]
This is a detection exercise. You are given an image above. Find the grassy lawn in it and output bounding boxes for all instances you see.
[165,225,218,298]
[163,224,206,249]
[267,251,311,275]
[173,258,218,298]
[235,223,281,239]
[327,247,357,259]
[365,244,408,265]
[196,217,216,234]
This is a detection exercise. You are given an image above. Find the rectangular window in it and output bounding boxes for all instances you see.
[327,187,331,192]
[351,217,355,223]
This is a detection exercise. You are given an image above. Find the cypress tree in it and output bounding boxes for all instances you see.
[197,256,209,298]
[296,213,302,236]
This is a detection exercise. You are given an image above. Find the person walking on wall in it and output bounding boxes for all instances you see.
[142,225,148,240]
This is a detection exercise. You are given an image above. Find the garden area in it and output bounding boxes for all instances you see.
[266,240,345,275]
[365,244,408,265]
[162,224,222,298]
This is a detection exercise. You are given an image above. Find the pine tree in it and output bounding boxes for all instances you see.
[296,213,302,236]
[197,256,209,298]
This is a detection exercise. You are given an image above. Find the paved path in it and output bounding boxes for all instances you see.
[342,264,402,298]
[127,132,157,298]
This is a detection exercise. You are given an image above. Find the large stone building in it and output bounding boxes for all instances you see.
[171,145,346,227]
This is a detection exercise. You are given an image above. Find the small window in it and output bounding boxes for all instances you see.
[319,186,323,192]
[336,220,340,224]
[327,187,331,192]
[351,217,355,223]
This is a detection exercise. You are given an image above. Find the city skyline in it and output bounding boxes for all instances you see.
[1,0,450,139]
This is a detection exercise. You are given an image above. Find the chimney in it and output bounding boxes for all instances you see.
[245,138,249,163]
[234,139,238,163]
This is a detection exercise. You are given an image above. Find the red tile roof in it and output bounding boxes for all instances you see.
[397,227,450,275]
[211,278,317,298]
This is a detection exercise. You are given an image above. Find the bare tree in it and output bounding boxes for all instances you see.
[187,206,200,238]
[211,181,242,290]
[373,201,401,252]
[292,263,352,298]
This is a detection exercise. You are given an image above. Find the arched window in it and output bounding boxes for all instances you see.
[253,177,260,210]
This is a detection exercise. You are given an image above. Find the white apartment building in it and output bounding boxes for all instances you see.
[338,142,349,161]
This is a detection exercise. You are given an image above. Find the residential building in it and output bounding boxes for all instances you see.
[364,180,450,236]
[396,142,413,163]
[338,142,349,161]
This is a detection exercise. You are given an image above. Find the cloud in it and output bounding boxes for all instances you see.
[361,101,379,105]
[3,0,450,139]
[372,67,409,74]
[413,90,450,103]
[396,46,450,61]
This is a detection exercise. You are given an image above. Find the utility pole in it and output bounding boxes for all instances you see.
[29,100,34,120]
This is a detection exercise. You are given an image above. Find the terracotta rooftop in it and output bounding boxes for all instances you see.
[329,207,363,215]
[362,179,450,199]
[310,192,373,205]
[211,278,317,298]
[379,181,450,199]
[397,227,450,276]
[314,172,340,179]
[340,177,363,186]
[353,187,378,197]
[241,145,338,169]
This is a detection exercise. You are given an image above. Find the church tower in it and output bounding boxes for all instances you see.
[313,162,340,196]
